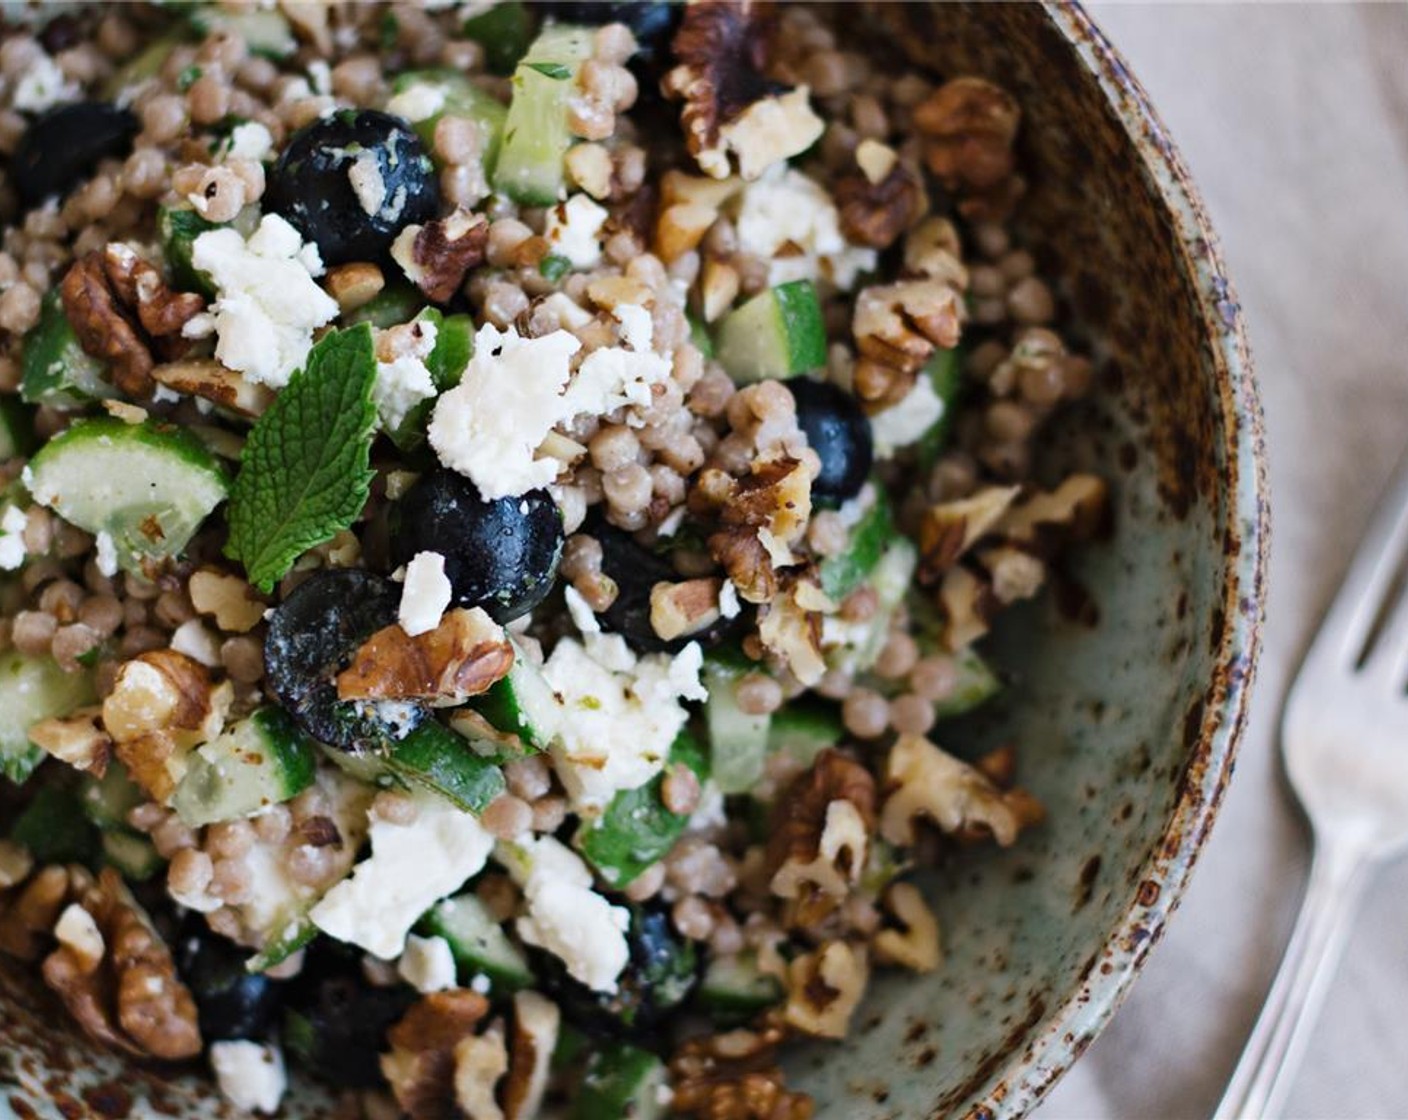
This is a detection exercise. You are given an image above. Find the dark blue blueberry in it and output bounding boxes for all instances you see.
[10,102,138,208]
[175,930,282,1043]
[788,378,873,504]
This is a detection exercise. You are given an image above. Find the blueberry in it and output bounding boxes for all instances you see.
[593,523,747,654]
[390,469,563,624]
[787,379,873,504]
[176,930,282,1043]
[283,954,416,1089]
[540,2,677,60]
[532,904,698,1042]
[10,102,138,209]
[265,110,439,267]
[263,569,425,752]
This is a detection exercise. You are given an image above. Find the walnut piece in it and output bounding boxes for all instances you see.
[756,579,826,688]
[768,750,875,926]
[393,208,490,304]
[707,456,813,604]
[853,279,963,377]
[103,243,206,344]
[42,868,201,1060]
[670,1014,814,1120]
[650,578,725,642]
[916,485,1020,584]
[783,940,868,1039]
[912,76,1022,220]
[0,863,87,961]
[61,253,155,398]
[935,565,998,652]
[879,734,1039,848]
[150,358,274,418]
[325,261,386,313]
[28,706,111,776]
[995,474,1111,551]
[336,607,513,705]
[903,216,969,292]
[188,568,267,633]
[873,882,941,972]
[453,1022,508,1120]
[101,650,232,800]
[501,990,559,1120]
[834,155,925,250]
[382,989,490,1120]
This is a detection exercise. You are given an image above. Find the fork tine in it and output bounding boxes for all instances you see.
[1309,445,1408,671]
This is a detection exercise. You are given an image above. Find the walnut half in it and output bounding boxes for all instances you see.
[879,734,1039,848]
[382,989,491,1120]
[670,1014,814,1120]
[783,940,868,1039]
[337,607,514,705]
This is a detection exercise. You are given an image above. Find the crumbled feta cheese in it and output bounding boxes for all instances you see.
[211,1041,287,1115]
[470,972,491,994]
[733,166,878,290]
[94,531,118,578]
[386,82,446,123]
[0,505,27,571]
[868,373,944,457]
[399,551,453,636]
[373,318,438,431]
[348,151,388,217]
[225,121,274,162]
[428,324,581,499]
[564,344,673,427]
[311,790,494,959]
[496,835,594,890]
[54,904,103,961]
[307,60,332,96]
[170,619,222,668]
[191,215,338,389]
[612,303,654,353]
[719,579,741,619]
[352,699,422,741]
[544,194,609,269]
[11,52,77,114]
[398,934,457,993]
[563,585,602,635]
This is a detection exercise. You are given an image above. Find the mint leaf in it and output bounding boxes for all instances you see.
[225,326,379,592]
[526,61,571,80]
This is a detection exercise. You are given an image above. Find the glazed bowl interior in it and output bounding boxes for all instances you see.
[0,3,1265,1119]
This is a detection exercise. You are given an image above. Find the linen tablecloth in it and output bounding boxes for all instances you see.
[1042,5,1408,1118]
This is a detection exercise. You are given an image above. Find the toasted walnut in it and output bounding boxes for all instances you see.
[903,216,968,292]
[853,279,963,377]
[873,883,941,972]
[0,840,33,890]
[382,990,490,1120]
[325,261,386,313]
[656,200,719,264]
[912,77,1021,219]
[879,734,1039,848]
[916,485,1020,584]
[188,568,267,633]
[651,578,725,643]
[336,607,513,705]
[834,155,925,250]
[102,650,232,800]
[393,209,490,304]
[756,580,826,687]
[42,868,201,1060]
[103,243,206,343]
[995,474,1110,551]
[29,706,111,776]
[700,258,741,322]
[0,863,86,961]
[150,358,273,418]
[664,1,823,180]
[670,1014,814,1120]
[61,253,154,398]
[501,990,559,1120]
[707,456,813,603]
[768,751,875,925]
[975,544,1046,605]
[453,1022,508,1120]
[935,565,998,652]
[783,940,868,1039]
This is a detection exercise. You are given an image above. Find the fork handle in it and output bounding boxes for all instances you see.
[1212,840,1372,1119]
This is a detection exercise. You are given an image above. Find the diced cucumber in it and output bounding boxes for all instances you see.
[341,281,426,329]
[159,205,222,298]
[822,538,917,675]
[171,707,319,828]
[10,786,95,863]
[461,1,534,74]
[20,290,116,410]
[465,639,558,752]
[818,488,895,601]
[0,653,96,784]
[688,314,715,360]
[101,830,163,882]
[716,280,826,384]
[418,892,533,991]
[572,1041,669,1120]
[932,646,1002,720]
[385,718,507,814]
[703,661,770,796]
[577,730,709,888]
[80,760,145,831]
[386,309,474,453]
[766,700,843,769]
[26,417,229,575]
[247,916,318,975]
[698,951,784,1019]
[390,70,507,175]
[916,346,964,469]
[492,25,596,206]
[101,32,183,101]
[190,7,296,60]
[0,397,35,461]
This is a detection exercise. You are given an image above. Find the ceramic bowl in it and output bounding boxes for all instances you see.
[0,3,1267,1118]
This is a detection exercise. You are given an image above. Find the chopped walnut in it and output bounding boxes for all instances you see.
[103,243,206,343]
[700,258,741,322]
[501,990,559,1120]
[382,990,490,1120]
[768,750,875,926]
[188,568,267,633]
[853,279,963,378]
[60,253,155,398]
[393,209,490,304]
[903,216,969,292]
[879,734,1038,848]
[101,650,232,800]
[42,868,201,1060]
[664,1,823,180]
[783,940,868,1039]
[651,578,725,642]
[995,474,1110,551]
[916,485,1021,584]
[325,261,386,313]
[0,863,87,961]
[934,565,999,652]
[756,580,826,687]
[151,358,274,418]
[453,1022,508,1120]
[873,882,941,972]
[834,155,926,250]
[336,607,513,705]
[28,706,111,776]
[670,1014,814,1120]
[975,544,1047,605]
[912,76,1022,220]
[707,456,813,603]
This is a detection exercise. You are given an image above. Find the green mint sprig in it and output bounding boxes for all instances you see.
[225,325,379,593]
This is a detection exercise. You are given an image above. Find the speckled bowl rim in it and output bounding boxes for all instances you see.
[961,5,1270,1118]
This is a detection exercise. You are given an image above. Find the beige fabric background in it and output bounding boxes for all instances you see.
[1038,4,1408,1119]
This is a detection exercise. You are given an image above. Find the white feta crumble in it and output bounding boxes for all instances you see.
[612,303,655,353]
[469,972,492,994]
[307,59,332,96]
[94,530,119,578]
[564,344,673,426]
[225,121,274,162]
[386,82,446,123]
[210,1041,287,1116]
[373,318,438,431]
[716,85,826,181]
[544,194,609,269]
[868,373,945,457]
[398,934,458,993]
[719,579,742,619]
[169,619,222,668]
[399,551,453,636]
[348,151,388,217]
[191,215,338,389]
[11,52,77,114]
[0,505,27,571]
[686,780,727,833]
[563,584,602,635]
[311,790,493,959]
[428,324,581,499]
[733,165,878,290]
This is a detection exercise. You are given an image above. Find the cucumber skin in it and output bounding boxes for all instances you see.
[20,290,114,410]
[341,283,426,329]
[818,491,895,602]
[171,707,319,828]
[391,70,507,174]
[419,893,533,990]
[704,662,771,796]
[698,952,784,1020]
[572,1041,668,1120]
[386,719,507,814]
[773,280,827,374]
[0,397,36,460]
[932,647,1002,720]
[0,653,97,784]
[101,830,163,882]
[386,310,474,452]
[159,206,222,298]
[716,280,826,384]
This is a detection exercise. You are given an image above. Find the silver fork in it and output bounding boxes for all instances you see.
[1214,449,1408,1120]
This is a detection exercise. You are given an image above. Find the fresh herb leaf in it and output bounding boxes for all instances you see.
[177,64,203,92]
[10,787,96,864]
[379,10,400,51]
[525,61,571,81]
[538,253,571,282]
[461,1,533,75]
[225,326,379,593]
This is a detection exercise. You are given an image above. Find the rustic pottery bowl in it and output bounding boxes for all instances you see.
[0,2,1267,1118]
